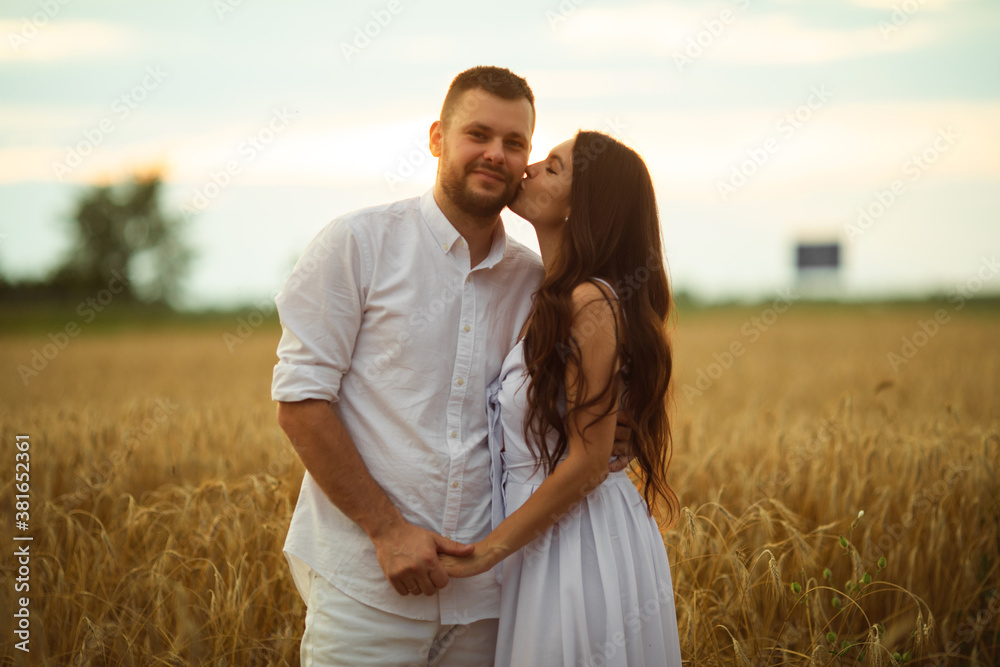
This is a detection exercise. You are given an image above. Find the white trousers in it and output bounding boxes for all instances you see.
[300,569,499,667]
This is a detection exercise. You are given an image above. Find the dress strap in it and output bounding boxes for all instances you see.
[586,277,629,375]
[586,277,622,319]
[589,277,617,298]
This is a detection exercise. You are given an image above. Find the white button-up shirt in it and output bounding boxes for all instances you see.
[272,189,543,623]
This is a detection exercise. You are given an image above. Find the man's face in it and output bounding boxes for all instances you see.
[431,88,533,219]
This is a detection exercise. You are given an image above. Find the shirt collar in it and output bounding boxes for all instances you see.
[480,219,508,270]
[420,189,463,255]
[419,188,510,269]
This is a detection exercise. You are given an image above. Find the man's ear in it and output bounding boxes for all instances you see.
[429,121,443,158]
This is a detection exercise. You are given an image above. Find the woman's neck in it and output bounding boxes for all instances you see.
[534,226,561,274]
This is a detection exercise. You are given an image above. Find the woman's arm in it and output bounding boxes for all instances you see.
[440,282,620,577]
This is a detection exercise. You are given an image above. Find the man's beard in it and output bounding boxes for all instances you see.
[440,161,517,219]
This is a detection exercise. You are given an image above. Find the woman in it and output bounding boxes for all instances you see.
[440,131,683,666]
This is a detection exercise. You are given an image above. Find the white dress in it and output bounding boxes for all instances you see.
[487,332,684,666]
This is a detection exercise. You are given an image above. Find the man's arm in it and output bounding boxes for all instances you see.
[277,399,473,596]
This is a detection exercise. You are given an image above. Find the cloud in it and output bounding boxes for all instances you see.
[0,107,437,190]
[525,99,1000,209]
[2,95,997,222]
[554,3,950,64]
[0,20,142,63]
[845,0,972,9]
[710,14,940,64]
[519,66,663,101]
[0,104,82,129]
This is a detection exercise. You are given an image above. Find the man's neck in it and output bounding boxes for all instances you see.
[433,186,501,268]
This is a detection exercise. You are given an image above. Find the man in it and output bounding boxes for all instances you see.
[273,66,541,665]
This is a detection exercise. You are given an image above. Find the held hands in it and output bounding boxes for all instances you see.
[438,539,504,579]
[371,521,473,596]
[379,423,633,591]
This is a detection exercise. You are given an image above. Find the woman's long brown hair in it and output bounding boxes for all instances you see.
[521,130,678,523]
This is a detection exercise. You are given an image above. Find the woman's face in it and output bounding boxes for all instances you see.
[508,138,574,229]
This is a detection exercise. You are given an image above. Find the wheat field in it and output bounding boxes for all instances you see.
[1,303,998,665]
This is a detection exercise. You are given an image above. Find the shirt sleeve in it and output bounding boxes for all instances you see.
[271,217,370,403]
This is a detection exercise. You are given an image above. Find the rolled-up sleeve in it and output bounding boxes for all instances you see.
[271,218,369,403]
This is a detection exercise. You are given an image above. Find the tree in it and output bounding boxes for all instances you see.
[50,173,192,305]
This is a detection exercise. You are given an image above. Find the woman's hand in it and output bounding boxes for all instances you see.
[438,540,504,578]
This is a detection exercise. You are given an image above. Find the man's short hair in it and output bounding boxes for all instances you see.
[440,66,535,130]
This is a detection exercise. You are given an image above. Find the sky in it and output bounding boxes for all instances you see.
[1,0,998,309]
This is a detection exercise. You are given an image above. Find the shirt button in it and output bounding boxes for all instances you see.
[463,325,471,333]
[443,243,449,251]
[465,275,471,283]
[451,430,458,438]
[452,482,459,489]
[456,378,464,386]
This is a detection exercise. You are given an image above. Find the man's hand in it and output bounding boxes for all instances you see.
[371,521,474,596]
[609,417,635,473]
[278,401,474,596]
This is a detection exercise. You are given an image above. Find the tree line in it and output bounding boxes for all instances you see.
[1,173,191,308]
